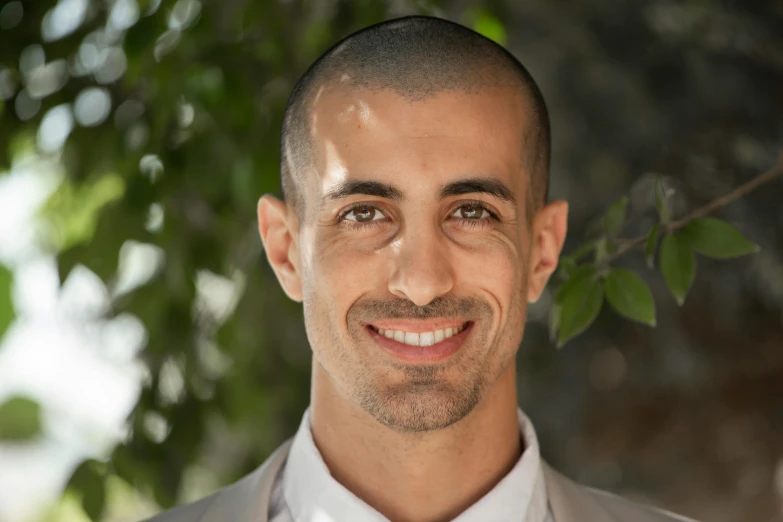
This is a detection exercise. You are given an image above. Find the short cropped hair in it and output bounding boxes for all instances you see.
[280,15,550,223]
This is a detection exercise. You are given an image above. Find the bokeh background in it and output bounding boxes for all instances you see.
[0,0,782,521]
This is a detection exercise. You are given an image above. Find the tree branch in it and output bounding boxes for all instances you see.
[600,152,783,266]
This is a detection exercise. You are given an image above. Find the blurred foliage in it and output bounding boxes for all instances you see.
[69,459,109,521]
[0,0,780,520]
[41,171,126,251]
[2,0,460,516]
[0,263,13,338]
[0,395,42,441]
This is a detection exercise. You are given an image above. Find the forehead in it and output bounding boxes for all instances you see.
[306,85,532,198]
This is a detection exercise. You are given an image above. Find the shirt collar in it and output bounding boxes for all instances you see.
[283,407,549,522]
[283,408,386,522]
[452,408,549,522]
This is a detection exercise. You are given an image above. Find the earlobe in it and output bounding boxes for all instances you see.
[527,200,569,303]
[257,195,303,302]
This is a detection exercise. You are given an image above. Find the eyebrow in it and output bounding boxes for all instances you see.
[439,177,516,204]
[323,177,516,205]
[323,180,403,201]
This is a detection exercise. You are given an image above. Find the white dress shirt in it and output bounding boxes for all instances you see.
[268,407,555,522]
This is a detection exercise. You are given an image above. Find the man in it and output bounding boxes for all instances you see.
[147,15,696,522]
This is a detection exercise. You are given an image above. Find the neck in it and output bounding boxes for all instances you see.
[310,362,521,522]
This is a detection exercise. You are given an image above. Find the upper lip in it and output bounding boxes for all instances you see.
[367,319,471,333]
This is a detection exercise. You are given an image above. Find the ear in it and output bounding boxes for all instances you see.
[527,200,569,303]
[257,195,303,302]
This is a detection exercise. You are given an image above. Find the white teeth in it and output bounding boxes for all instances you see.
[375,324,468,346]
[419,332,435,346]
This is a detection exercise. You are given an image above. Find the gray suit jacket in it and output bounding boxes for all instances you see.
[145,439,698,522]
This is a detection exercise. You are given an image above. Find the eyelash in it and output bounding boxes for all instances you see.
[336,201,499,230]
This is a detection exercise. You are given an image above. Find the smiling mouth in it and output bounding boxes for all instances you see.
[367,321,472,347]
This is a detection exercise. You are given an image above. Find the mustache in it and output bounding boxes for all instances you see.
[348,296,490,322]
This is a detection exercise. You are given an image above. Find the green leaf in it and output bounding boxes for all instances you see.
[0,395,42,441]
[603,196,628,237]
[594,237,611,263]
[604,268,656,326]
[644,224,660,269]
[81,476,105,521]
[563,240,598,263]
[472,12,507,45]
[556,257,577,281]
[67,460,106,521]
[659,231,696,306]
[555,264,597,302]
[0,264,13,339]
[654,176,670,224]
[549,301,561,343]
[556,270,604,347]
[680,217,760,259]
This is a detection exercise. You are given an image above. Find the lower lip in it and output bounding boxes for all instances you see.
[369,322,473,363]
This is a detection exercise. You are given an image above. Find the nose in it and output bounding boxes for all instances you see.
[388,226,454,307]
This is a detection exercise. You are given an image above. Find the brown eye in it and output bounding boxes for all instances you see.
[344,205,384,223]
[454,204,489,220]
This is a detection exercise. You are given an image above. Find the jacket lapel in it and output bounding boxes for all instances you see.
[201,439,293,522]
[541,460,617,522]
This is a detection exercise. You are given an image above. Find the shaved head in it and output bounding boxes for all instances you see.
[280,15,550,222]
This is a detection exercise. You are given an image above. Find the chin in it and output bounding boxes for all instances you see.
[357,377,485,433]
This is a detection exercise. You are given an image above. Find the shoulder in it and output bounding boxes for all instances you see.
[584,486,699,522]
[140,492,218,522]
[542,461,699,522]
[141,439,294,522]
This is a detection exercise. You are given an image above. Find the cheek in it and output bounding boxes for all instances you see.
[452,234,527,347]
[307,233,385,315]
[454,235,523,300]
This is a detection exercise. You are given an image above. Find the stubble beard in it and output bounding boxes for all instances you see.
[356,349,488,433]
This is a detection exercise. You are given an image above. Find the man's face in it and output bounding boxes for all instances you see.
[262,85,564,432]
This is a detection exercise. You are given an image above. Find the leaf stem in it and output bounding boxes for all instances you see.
[597,152,783,266]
